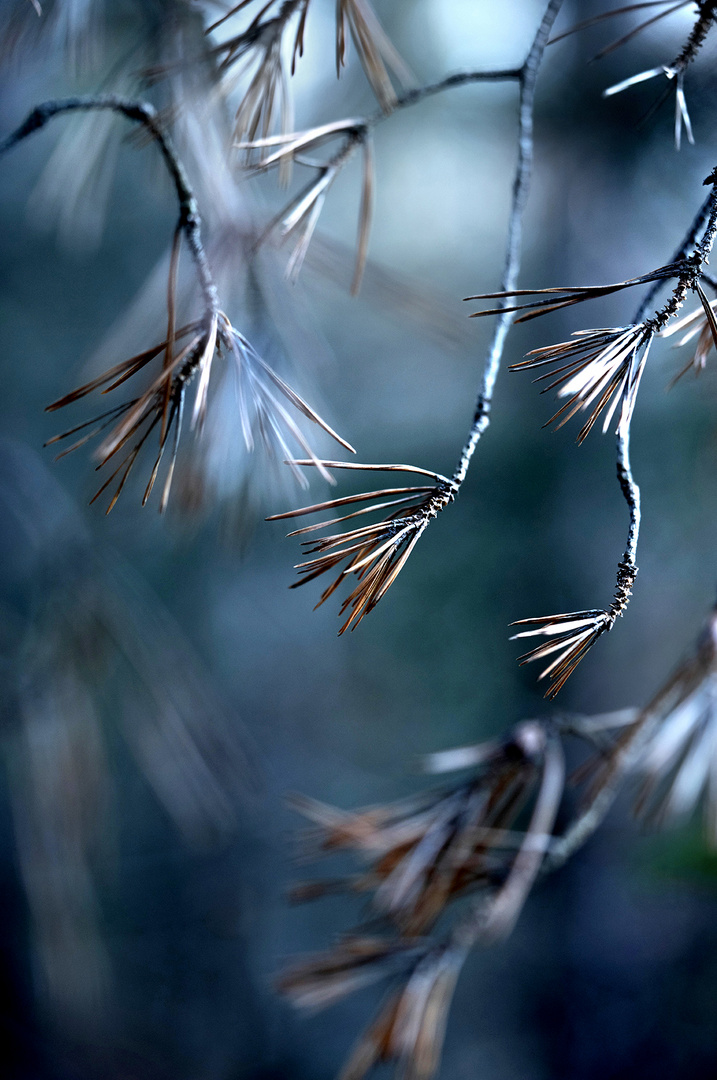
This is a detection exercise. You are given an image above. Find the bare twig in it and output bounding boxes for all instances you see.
[452,0,564,486]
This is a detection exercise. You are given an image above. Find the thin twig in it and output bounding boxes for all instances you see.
[543,716,651,872]
[508,173,717,694]
[452,0,564,487]
[378,67,523,116]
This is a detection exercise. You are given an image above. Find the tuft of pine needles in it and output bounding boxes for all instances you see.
[511,610,613,698]
[510,325,653,443]
[279,721,564,1080]
[46,311,354,513]
[267,462,456,632]
[237,118,374,291]
[511,562,637,697]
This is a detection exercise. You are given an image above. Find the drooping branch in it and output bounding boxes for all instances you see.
[269,0,565,630]
[0,96,353,512]
[485,171,717,694]
[603,175,717,639]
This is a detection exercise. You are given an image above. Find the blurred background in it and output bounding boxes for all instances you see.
[2,1,717,1077]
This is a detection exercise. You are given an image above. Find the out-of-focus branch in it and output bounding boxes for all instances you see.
[2,96,354,513]
[0,96,218,327]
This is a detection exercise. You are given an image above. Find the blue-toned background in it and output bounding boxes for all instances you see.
[2,2,717,1077]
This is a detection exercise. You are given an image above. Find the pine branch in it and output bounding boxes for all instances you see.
[269,0,564,630]
[1,96,352,511]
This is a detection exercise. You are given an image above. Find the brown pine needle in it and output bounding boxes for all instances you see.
[352,132,374,295]
[260,363,356,453]
[161,223,182,443]
[267,486,433,521]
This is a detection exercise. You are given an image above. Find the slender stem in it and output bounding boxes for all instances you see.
[383,68,522,116]
[0,96,218,328]
[672,0,717,70]
[634,191,712,320]
[616,427,640,573]
[480,733,565,943]
[452,0,565,487]
[544,775,620,872]
[602,422,642,637]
